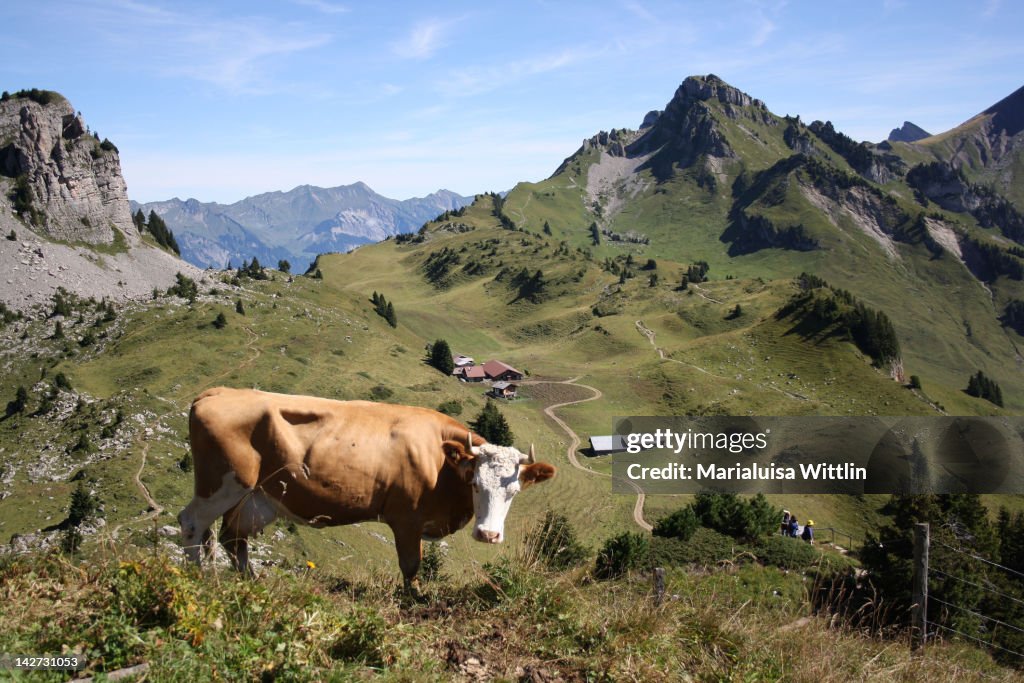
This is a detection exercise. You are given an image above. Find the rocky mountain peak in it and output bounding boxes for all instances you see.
[640,110,662,130]
[0,90,136,244]
[887,121,932,143]
[677,74,762,109]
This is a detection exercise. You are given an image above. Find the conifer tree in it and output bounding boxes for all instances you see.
[470,400,514,446]
[429,339,455,374]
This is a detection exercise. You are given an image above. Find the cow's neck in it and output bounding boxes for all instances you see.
[421,465,474,538]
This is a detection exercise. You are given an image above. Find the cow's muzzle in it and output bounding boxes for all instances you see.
[473,527,502,544]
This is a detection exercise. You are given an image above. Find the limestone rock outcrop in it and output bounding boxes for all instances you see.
[0,91,135,244]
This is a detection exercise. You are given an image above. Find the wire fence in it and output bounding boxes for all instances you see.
[925,536,1024,662]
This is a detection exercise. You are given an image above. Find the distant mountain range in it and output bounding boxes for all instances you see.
[131,184,473,270]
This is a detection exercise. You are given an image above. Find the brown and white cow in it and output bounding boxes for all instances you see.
[178,387,555,583]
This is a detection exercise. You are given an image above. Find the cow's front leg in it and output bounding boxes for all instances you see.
[390,523,423,594]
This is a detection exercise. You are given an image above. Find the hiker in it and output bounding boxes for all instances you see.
[781,510,791,536]
[789,515,799,538]
[802,519,814,543]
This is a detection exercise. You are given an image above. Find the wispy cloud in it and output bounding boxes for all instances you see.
[746,0,784,47]
[291,0,349,14]
[59,0,332,95]
[750,17,776,47]
[622,1,658,23]
[983,0,1001,18]
[393,18,450,59]
[438,46,599,97]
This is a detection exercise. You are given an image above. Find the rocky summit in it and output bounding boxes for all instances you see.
[886,121,931,143]
[0,90,202,311]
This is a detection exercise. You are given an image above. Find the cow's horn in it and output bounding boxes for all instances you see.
[466,432,474,452]
[523,443,535,464]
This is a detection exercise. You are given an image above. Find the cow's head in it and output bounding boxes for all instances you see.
[443,434,556,544]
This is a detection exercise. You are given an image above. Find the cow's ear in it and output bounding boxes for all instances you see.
[442,440,476,482]
[520,462,556,488]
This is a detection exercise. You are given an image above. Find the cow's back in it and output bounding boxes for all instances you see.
[189,388,470,524]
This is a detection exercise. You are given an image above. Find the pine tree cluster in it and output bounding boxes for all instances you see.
[422,247,462,287]
[236,258,268,281]
[857,494,1024,664]
[683,261,710,285]
[966,370,1003,407]
[169,272,198,303]
[1003,300,1024,335]
[780,273,902,367]
[510,268,546,303]
[489,193,517,230]
[134,210,180,255]
[371,292,397,328]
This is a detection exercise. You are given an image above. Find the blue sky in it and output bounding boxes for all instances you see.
[1,1,1021,203]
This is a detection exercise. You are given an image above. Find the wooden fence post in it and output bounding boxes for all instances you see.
[912,522,929,651]
[653,567,666,606]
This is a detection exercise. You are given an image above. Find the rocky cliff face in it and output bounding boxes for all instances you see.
[0,90,201,311]
[0,91,135,244]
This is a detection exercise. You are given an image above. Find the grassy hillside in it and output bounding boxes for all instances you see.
[0,543,1018,681]
[2,74,1024,678]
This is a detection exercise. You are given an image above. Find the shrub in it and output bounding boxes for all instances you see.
[369,385,393,401]
[525,510,589,570]
[419,542,446,582]
[436,399,462,416]
[72,433,95,453]
[212,312,227,329]
[169,272,198,303]
[653,506,699,541]
[5,386,28,416]
[54,372,72,391]
[692,492,781,541]
[650,528,748,568]
[595,532,649,579]
[753,536,822,569]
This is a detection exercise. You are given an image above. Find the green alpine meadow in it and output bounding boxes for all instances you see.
[3,7,1024,676]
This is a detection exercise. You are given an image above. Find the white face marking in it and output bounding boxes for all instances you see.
[470,444,526,543]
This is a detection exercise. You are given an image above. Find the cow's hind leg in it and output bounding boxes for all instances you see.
[219,491,278,575]
[178,473,253,566]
